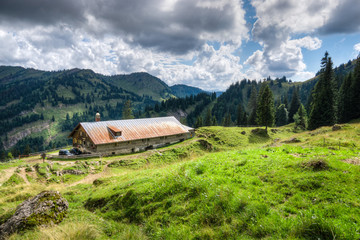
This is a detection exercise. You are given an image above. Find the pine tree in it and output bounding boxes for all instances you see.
[195,116,203,128]
[350,57,360,120]
[212,116,217,126]
[283,95,289,109]
[338,73,353,123]
[256,85,275,131]
[275,104,288,126]
[24,145,31,155]
[236,104,244,126]
[247,85,258,125]
[308,52,336,130]
[223,112,231,127]
[204,108,212,126]
[294,104,307,130]
[122,100,134,119]
[288,88,300,123]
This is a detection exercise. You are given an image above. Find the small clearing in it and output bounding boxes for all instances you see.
[18,168,30,185]
[342,157,360,165]
[67,165,120,187]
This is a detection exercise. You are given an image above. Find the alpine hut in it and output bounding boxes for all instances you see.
[68,116,194,155]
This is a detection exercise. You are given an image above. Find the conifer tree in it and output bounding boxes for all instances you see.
[195,116,203,128]
[122,100,134,119]
[338,73,353,123]
[350,57,360,120]
[223,112,231,127]
[236,104,245,126]
[212,116,217,126]
[275,104,288,126]
[256,85,275,131]
[308,52,336,130]
[288,88,300,123]
[283,95,289,109]
[294,104,307,130]
[204,108,212,126]
[247,85,258,125]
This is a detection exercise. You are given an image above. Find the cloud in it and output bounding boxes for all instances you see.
[0,0,248,54]
[245,0,333,80]
[0,0,250,91]
[319,0,360,34]
[354,43,360,52]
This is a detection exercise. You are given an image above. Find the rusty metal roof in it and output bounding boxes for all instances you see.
[70,116,193,145]
[107,125,121,133]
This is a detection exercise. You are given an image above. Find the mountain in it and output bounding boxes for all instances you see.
[0,66,211,156]
[0,56,358,158]
[170,84,205,98]
[103,72,175,101]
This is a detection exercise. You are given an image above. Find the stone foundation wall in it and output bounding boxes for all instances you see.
[94,133,191,155]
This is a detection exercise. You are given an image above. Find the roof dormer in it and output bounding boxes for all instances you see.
[107,125,122,138]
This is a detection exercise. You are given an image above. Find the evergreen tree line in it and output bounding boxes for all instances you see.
[194,53,360,130]
[0,113,44,134]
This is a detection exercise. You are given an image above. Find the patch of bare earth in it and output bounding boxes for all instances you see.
[0,167,16,186]
[18,168,30,185]
[67,165,117,187]
[342,157,360,165]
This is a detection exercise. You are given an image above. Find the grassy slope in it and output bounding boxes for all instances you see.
[104,73,174,102]
[0,123,360,239]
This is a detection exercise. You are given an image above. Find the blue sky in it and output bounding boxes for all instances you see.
[0,0,359,90]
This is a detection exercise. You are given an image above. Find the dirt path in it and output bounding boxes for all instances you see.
[67,165,117,187]
[19,168,30,185]
[0,167,17,186]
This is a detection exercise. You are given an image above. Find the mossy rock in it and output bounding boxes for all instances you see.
[0,191,68,239]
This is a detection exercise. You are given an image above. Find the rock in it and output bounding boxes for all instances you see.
[197,139,213,151]
[251,128,269,137]
[241,131,246,135]
[61,169,84,175]
[0,191,68,239]
[271,129,278,133]
[332,124,341,131]
[282,138,301,143]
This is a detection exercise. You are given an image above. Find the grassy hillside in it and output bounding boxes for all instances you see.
[1,122,360,239]
[103,72,175,101]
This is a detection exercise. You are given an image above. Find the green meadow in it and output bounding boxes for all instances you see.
[1,122,360,239]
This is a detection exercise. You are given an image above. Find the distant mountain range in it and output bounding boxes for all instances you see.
[0,56,357,157]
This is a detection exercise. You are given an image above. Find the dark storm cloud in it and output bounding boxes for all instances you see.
[319,0,360,34]
[0,0,244,54]
[0,0,85,25]
[86,0,241,54]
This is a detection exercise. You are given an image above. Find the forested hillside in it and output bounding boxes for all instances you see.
[0,54,359,160]
[0,67,205,159]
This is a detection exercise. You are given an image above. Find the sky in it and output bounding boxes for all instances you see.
[0,0,359,91]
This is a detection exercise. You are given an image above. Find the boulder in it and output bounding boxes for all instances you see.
[282,138,301,143]
[0,191,68,239]
[332,124,341,131]
[197,139,213,151]
[61,169,84,175]
[271,129,278,133]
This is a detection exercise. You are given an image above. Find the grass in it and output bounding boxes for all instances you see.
[1,122,360,239]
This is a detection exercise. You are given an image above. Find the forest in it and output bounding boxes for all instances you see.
[0,53,359,160]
